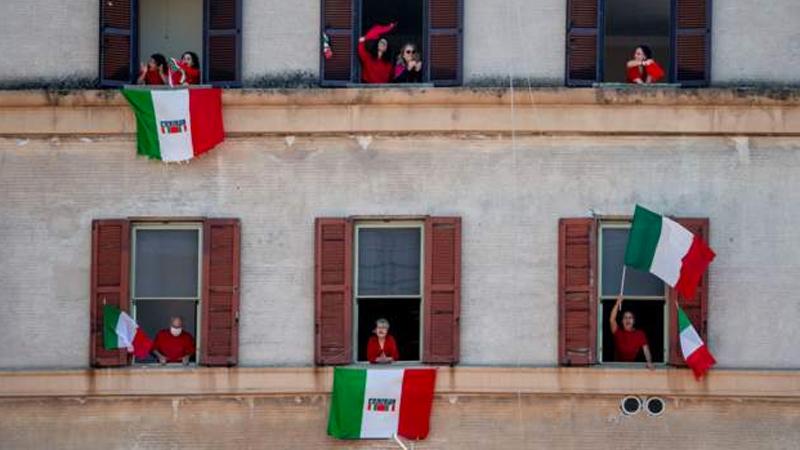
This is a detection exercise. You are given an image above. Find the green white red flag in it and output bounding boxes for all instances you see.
[624,205,715,299]
[328,367,436,440]
[103,305,152,358]
[122,88,224,162]
[678,304,716,379]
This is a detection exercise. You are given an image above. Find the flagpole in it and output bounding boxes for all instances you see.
[618,265,627,308]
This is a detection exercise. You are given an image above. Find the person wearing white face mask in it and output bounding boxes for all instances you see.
[152,316,195,365]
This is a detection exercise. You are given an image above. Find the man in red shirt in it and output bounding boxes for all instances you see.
[152,316,195,365]
[610,295,655,369]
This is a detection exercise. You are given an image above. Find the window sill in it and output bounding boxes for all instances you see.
[345,82,434,88]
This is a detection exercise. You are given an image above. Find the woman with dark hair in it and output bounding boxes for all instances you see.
[626,45,665,84]
[393,42,422,83]
[170,51,201,86]
[610,295,655,369]
[136,53,169,85]
[358,22,396,84]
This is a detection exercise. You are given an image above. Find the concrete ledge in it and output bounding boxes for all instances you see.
[1,366,797,399]
[0,87,798,136]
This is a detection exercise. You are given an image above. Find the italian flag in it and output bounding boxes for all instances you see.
[103,305,152,358]
[678,304,716,379]
[328,367,436,440]
[122,88,224,162]
[624,205,716,299]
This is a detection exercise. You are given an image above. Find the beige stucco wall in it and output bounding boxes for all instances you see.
[1,1,800,84]
[0,88,799,370]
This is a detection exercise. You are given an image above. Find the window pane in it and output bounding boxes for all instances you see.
[358,228,421,296]
[134,300,197,363]
[601,228,664,296]
[135,229,199,298]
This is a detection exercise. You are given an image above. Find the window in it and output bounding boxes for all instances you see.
[90,218,240,367]
[315,217,460,365]
[558,217,710,367]
[598,223,666,364]
[355,224,423,362]
[320,0,463,86]
[99,0,242,87]
[565,0,710,86]
[131,224,202,363]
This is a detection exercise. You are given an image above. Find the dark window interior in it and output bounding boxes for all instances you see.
[357,298,421,362]
[134,300,198,363]
[360,0,424,73]
[603,0,671,82]
[601,300,665,363]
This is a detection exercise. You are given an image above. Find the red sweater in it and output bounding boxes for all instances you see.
[144,69,165,85]
[613,328,648,362]
[367,335,400,363]
[152,330,196,362]
[626,61,665,83]
[358,23,395,84]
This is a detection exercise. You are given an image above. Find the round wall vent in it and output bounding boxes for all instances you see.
[620,396,642,415]
[645,397,666,416]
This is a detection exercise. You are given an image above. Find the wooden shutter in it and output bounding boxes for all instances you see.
[672,0,711,86]
[558,218,597,365]
[320,0,354,86]
[423,217,461,364]
[99,0,137,86]
[90,220,131,367]
[315,218,353,365]
[565,0,601,86]
[204,0,242,86]
[201,219,241,366]
[668,218,710,366]
[427,0,463,86]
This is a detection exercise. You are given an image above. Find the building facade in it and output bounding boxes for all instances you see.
[0,1,799,449]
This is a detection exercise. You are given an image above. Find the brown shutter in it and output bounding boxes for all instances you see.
[673,0,711,86]
[205,0,242,86]
[427,0,463,86]
[315,218,353,365]
[99,0,136,86]
[320,0,354,86]
[558,218,598,365]
[668,218,710,366]
[90,220,131,367]
[423,217,461,364]
[201,219,241,366]
[565,0,600,86]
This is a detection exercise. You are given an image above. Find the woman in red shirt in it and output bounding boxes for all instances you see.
[171,51,201,86]
[610,295,655,369]
[366,318,400,364]
[136,53,169,85]
[358,23,396,84]
[626,45,665,84]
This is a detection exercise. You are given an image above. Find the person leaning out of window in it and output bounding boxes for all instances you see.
[137,53,169,85]
[610,295,655,369]
[170,51,201,86]
[358,22,396,83]
[367,318,400,364]
[626,45,665,84]
[152,316,196,365]
[393,42,422,83]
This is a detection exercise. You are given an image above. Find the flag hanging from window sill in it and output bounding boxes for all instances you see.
[678,304,716,379]
[122,88,225,162]
[327,367,436,440]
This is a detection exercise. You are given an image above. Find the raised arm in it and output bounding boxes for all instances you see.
[362,22,396,41]
[610,294,623,334]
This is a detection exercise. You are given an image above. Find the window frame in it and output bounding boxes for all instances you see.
[353,221,425,364]
[596,221,669,365]
[130,221,204,364]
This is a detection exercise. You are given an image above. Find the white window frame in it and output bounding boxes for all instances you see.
[131,222,203,364]
[353,221,425,364]
[597,221,668,364]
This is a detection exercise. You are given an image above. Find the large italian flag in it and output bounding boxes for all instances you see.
[103,305,152,358]
[678,304,716,379]
[624,205,716,299]
[122,88,224,162]
[328,367,436,440]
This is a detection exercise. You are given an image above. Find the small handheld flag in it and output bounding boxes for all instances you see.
[103,305,152,358]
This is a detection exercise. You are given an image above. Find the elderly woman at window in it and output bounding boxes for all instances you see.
[367,318,400,364]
